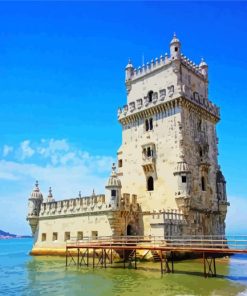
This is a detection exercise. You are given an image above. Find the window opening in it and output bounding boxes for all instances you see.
[148,91,153,102]
[147,176,154,191]
[182,176,187,183]
[52,232,58,241]
[201,177,206,191]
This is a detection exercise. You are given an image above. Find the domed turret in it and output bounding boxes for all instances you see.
[199,58,208,78]
[105,163,122,209]
[46,187,55,203]
[27,180,44,235]
[170,33,181,60]
[125,58,134,94]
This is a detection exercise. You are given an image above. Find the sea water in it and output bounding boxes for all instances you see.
[0,238,247,296]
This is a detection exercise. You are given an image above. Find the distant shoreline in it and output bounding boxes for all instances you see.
[0,236,32,240]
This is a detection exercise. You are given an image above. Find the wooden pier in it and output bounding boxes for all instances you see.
[65,235,247,277]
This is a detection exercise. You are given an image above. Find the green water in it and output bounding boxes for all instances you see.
[0,239,247,296]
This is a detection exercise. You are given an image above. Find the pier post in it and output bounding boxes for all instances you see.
[93,249,95,269]
[171,251,174,273]
[87,248,89,267]
[66,247,68,267]
[77,248,79,267]
[134,249,137,269]
[123,249,126,269]
[160,250,163,274]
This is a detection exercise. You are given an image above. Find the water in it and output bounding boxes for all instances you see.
[0,239,247,296]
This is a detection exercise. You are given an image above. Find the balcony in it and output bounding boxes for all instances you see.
[142,156,155,173]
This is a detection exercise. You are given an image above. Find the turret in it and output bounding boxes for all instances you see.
[125,59,134,93]
[46,187,55,203]
[199,58,208,78]
[26,180,43,235]
[105,163,122,210]
[170,33,181,60]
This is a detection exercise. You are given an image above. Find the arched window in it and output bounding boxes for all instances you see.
[147,147,151,157]
[201,177,206,191]
[147,176,154,191]
[148,91,153,102]
[149,118,153,130]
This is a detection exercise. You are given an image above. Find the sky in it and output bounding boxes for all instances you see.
[0,2,246,235]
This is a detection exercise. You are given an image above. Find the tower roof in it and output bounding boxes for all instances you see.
[46,187,54,202]
[125,58,134,69]
[30,180,43,200]
[199,58,208,68]
[106,163,122,188]
[170,33,180,45]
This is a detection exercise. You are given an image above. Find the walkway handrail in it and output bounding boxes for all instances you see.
[66,235,247,251]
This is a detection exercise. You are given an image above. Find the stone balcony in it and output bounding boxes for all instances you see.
[142,156,156,173]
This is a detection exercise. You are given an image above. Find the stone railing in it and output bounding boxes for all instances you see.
[150,209,186,225]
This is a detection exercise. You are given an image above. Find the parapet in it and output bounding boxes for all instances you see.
[40,194,107,217]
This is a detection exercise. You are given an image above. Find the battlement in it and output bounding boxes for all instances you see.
[40,194,107,217]
[39,193,140,218]
[128,52,205,82]
[118,84,219,122]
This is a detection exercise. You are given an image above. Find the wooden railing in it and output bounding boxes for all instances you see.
[66,235,247,251]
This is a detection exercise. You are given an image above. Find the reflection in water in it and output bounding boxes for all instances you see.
[0,239,247,296]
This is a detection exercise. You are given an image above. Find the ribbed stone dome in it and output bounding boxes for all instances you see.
[30,181,43,200]
[170,33,180,45]
[199,58,208,68]
[106,163,122,188]
[174,160,191,174]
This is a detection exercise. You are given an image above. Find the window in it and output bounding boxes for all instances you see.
[145,118,153,132]
[201,177,206,191]
[175,47,178,52]
[111,189,116,197]
[52,232,58,241]
[147,176,154,191]
[147,147,151,157]
[118,159,123,168]
[182,176,187,183]
[145,119,149,131]
[41,233,46,241]
[199,147,203,157]
[148,91,153,102]
[77,231,83,240]
[92,231,98,239]
[64,232,70,241]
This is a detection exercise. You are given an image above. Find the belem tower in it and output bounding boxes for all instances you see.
[27,34,229,255]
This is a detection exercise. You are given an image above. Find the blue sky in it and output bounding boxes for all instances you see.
[0,2,246,234]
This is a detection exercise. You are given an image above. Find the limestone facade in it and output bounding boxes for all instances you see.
[27,34,229,254]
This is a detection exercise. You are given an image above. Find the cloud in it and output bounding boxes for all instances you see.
[2,145,13,157]
[19,140,35,160]
[0,138,115,234]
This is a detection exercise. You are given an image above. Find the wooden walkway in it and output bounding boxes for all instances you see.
[65,235,247,277]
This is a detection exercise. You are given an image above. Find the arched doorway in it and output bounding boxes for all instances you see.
[127,224,136,236]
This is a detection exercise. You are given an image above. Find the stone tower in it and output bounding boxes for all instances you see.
[117,34,229,237]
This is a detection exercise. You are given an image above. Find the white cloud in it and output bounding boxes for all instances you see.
[2,145,13,157]
[19,140,35,160]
